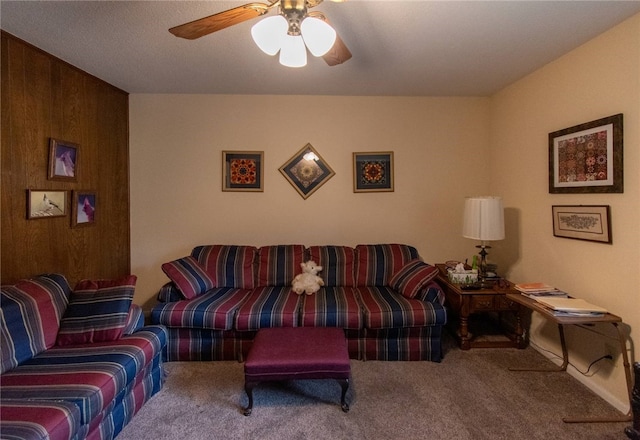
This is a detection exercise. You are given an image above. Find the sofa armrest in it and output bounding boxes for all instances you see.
[123,304,145,335]
[156,282,183,303]
[413,281,446,306]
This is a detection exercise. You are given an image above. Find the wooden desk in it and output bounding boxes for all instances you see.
[507,292,633,423]
[436,264,524,350]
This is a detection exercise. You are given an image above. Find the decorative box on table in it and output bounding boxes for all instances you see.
[447,268,478,284]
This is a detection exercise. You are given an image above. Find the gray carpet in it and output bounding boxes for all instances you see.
[117,335,630,440]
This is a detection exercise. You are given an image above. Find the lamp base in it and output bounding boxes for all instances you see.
[475,244,491,280]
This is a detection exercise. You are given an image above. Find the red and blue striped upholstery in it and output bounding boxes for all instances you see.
[355,244,419,286]
[308,246,356,287]
[192,245,257,289]
[362,327,443,361]
[123,304,145,335]
[357,286,447,329]
[1,274,71,374]
[56,276,136,346]
[388,259,439,299]
[301,286,363,329]
[256,244,306,287]
[0,399,87,440]
[1,325,166,427]
[151,287,252,330]
[161,256,214,299]
[235,286,302,331]
[156,282,183,303]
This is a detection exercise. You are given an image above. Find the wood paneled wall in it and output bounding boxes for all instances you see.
[1,32,130,287]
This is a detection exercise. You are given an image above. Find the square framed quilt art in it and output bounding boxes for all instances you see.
[353,152,394,192]
[279,143,335,199]
[222,151,264,192]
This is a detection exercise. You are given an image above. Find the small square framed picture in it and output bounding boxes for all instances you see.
[72,191,96,227]
[48,138,79,181]
[353,152,394,192]
[222,151,264,192]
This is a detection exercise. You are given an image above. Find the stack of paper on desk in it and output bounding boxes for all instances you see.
[533,297,607,316]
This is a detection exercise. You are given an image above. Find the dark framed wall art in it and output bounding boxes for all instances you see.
[48,138,79,181]
[353,151,394,193]
[548,114,623,194]
[552,205,611,244]
[72,191,96,227]
[222,151,264,192]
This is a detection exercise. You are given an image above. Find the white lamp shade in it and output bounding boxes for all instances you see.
[279,34,307,67]
[251,15,288,56]
[462,196,505,241]
[300,17,337,57]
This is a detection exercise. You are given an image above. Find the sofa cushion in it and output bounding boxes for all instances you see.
[161,256,214,299]
[0,398,86,440]
[151,287,252,330]
[192,245,257,289]
[257,244,306,287]
[1,326,167,426]
[389,259,439,299]
[308,245,356,287]
[301,286,363,329]
[357,286,447,329]
[1,274,70,374]
[56,275,136,346]
[355,244,420,286]
[235,286,302,331]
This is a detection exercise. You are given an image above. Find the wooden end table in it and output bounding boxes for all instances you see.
[436,264,524,350]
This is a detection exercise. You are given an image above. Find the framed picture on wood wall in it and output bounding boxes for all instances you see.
[27,189,68,219]
[72,191,96,227]
[548,114,623,194]
[48,138,79,181]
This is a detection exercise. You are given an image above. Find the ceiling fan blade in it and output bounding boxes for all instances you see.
[169,2,273,40]
[323,32,351,66]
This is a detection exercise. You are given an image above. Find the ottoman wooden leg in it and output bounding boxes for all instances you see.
[243,382,256,416]
[339,379,350,412]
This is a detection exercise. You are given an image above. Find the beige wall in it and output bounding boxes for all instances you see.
[129,95,490,309]
[490,13,639,412]
[130,12,639,414]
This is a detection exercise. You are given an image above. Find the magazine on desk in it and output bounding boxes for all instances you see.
[514,282,568,298]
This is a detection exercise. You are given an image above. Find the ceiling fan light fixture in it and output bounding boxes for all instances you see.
[279,34,307,67]
[251,15,288,56]
[300,16,336,57]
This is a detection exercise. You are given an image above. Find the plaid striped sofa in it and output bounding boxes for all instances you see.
[0,274,167,440]
[152,244,447,362]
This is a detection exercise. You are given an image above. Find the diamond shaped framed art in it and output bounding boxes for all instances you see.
[279,143,335,199]
[222,151,264,192]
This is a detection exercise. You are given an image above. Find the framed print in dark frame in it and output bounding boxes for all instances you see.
[549,114,623,194]
[353,151,394,193]
[279,143,335,199]
[48,138,79,181]
[27,189,68,219]
[72,191,96,227]
[552,205,611,244]
[222,151,264,192]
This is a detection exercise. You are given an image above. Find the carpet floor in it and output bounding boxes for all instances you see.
[117,333,630,440]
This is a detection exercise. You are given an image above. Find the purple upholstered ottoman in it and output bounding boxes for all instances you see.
[243,327,351,415]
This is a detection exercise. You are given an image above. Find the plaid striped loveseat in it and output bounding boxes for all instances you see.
[0,274,167,440]
[152,244,447,362]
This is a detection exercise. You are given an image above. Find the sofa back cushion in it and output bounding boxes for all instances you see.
[256,245,306,287]
[308,246,356,287]
[56,275,136,346]
[192,245,257,289]
[355,244,420,286]
[0,274,71,374]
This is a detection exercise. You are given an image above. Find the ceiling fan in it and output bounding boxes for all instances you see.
[169,0,351,67]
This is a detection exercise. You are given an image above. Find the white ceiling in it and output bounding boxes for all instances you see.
[2,1,639,96]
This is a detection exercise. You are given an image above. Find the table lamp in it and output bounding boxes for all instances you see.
[462,196,505,279]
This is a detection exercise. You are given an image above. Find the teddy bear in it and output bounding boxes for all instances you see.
[291,260,324,295]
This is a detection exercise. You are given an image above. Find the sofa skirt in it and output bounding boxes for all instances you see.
[162,326,442,362]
